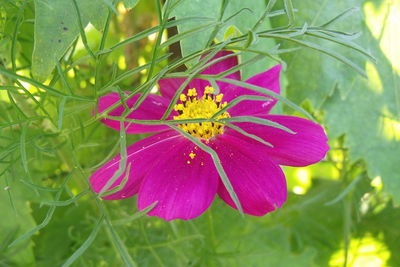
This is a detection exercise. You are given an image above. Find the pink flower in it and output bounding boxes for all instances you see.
[90,51,329,221]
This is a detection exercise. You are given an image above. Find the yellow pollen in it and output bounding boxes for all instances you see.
[189,152,196,159]
[187,160,191,164]
[179,94,187,102]
[204,86,215,94]
[173,87,230,141]
[187,88,197,97]
[215,94,223,102]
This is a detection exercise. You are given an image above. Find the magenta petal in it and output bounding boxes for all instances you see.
[225,64,281,116]
[201,51,241,93]
[158,78,209,100]
[89,130,181,200]
[200,50,240,80]
[97,92,173,133]
[210,134,287,216]
[158,77,186,100]
[228,114,329,167]
[159,51,240,100]
[138,140,219,221]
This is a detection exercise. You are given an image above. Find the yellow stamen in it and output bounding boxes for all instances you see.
[187,88,197,97]
[189,152,196,159]
[173,87,230,141]
[175,103,184,111]
[180,94,187,102]
[205,86,215,94]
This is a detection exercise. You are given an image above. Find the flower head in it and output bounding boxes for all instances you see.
[173,86,230,140]
[90,51,329,220]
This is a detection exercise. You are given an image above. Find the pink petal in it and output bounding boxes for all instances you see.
[210,134,287,216]
[138,139,219,220]
[158,78,209,100]
[227,114,329,167]
[200,50,240,80]
[159,51,240,100]
[225,64,281,116]
[97,92,173,133]
[89,130,181,200]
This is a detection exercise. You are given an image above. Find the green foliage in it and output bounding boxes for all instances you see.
[0,178,37,266]
[270,0,400,203]
[0,0,399,266]
[123,0,140,9]
[32,0,108,81]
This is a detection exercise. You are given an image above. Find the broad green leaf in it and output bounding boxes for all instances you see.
[32,0,108,81]
[123,0,140,9]
[79,1,109,30]
[271,0,400,203]
[270,0,366,105]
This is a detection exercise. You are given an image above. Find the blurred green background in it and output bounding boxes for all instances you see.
[0,0,399,266]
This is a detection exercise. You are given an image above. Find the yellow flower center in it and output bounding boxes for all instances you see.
[173,86,230,141]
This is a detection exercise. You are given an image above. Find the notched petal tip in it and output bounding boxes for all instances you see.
[227,115,330,167]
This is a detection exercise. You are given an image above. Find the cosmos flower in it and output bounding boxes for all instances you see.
[90,51,329,221]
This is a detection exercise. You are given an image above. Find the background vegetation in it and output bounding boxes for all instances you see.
[0,0,399,266]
